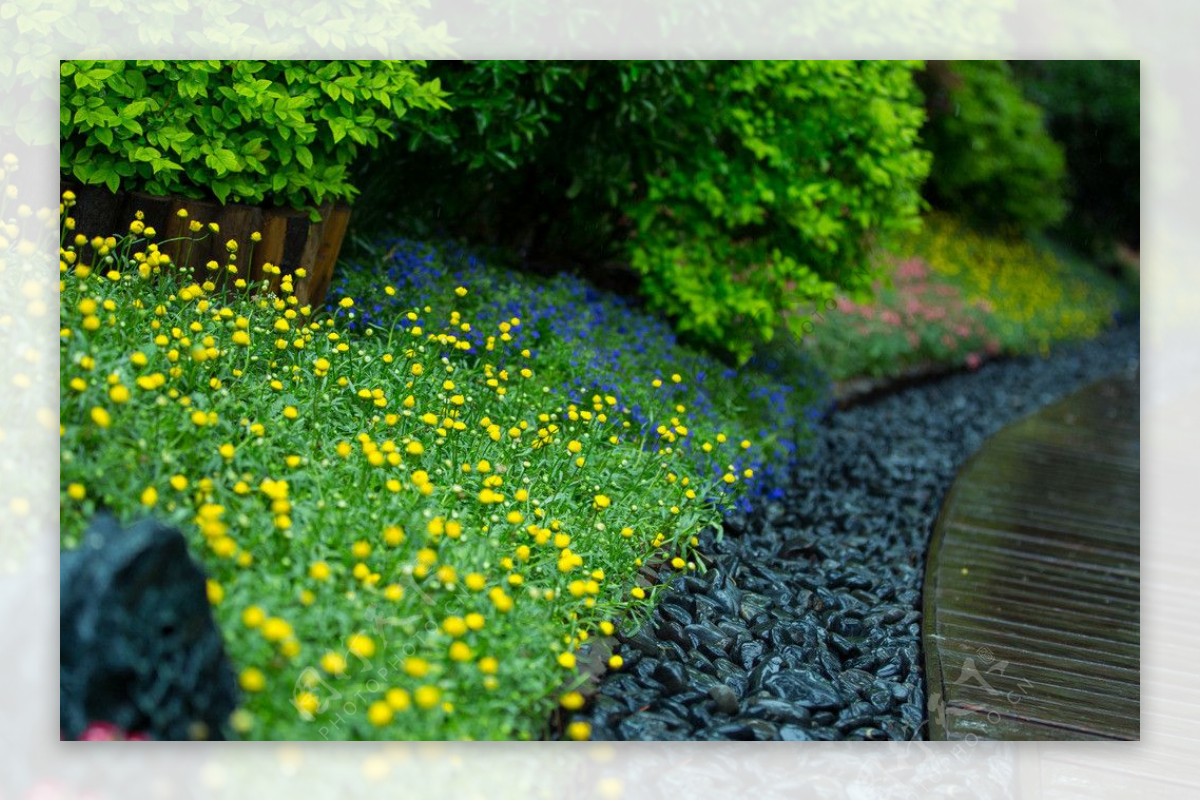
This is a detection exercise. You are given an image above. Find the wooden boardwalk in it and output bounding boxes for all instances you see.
[923,371,1140,740]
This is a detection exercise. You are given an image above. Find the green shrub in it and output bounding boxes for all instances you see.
[918,60,1067,233]
[351,61,697,255]
[354,60,931,365]
[60,60,448,211]
[627,60,931,363]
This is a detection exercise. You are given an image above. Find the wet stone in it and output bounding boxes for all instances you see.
[744,697,812,725]
[655,619,691,650]
[748,654,786,693]
[763,669,842,710]
[658,601,694,627]
[737,640,766,670]
[652,661,690,694]
[623,628,663,658]
[779,724,817,741]
[573,326,1139,742]
[708,684,740,716]
[618,711,690,741]
[836,700,878,731]
[684,623,730,650]
[686,665,721,693]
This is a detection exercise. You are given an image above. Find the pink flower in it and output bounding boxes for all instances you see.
[79,722,123,741]
[966,353,982,371]
[881,310,901,326]
[76,721,149,741]
[895,258,929,282]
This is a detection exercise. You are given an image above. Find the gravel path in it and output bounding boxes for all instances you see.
[579,324,1140,741]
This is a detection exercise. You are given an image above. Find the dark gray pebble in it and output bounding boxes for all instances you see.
[576,326,1139,741]
[708,684,740,715]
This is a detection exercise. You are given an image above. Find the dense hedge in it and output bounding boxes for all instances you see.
[61,60,448,210]
[918,60,1067,234]
[354,60,931,364]
[1011,60,1140,254]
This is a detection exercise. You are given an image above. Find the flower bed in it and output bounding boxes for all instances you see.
[803,214,1130,382]
[58,195,822,740]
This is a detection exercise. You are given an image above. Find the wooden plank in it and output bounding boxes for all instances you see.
[923,372,1140,741]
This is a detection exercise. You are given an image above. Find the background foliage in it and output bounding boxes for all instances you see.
[917,60,1067,234]
[61,60,448,210]
[1010,60,1140,256]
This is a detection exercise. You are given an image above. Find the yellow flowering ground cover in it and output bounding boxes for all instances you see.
[909,214,1130,354]
[58,193,820,740]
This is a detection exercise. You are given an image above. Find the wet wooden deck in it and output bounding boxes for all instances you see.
[923,371,1140,740]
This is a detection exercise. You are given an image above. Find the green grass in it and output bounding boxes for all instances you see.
[58,194,818,740]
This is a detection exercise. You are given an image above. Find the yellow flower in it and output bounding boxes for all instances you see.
[67,483,86,500]
[261,617,293,642]
[414,685,440,710]
[283,406,298,420]
[339,297,354,309]
[294,691,319,716]
[242,605,266,628]
[442,616,468,637]
[239,668,266,693]
[404,657,430,678]
[489,589,514,613]
[90,407,111,428]
[309,561,331,581]
[320,652,347,675]
[455,286,468,297]
[347,633,376,658]
[593,494,611,509]
[219,443,235,460]
[478,656,498,674]
[557,652,576,670]
[140,486,158,507]
[630,587,646,600]
[206,579,224,604]
[386,688,411,711]
[367,700,393,727]
[448,642,472,662]
[464,573,486,591]
[566,721,592,741]
[559,692,585,711]
[608,655,624,670]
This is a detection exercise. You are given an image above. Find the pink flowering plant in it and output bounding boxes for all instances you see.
[803,255,997,380]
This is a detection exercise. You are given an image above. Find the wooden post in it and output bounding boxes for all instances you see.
[59,177,351,310]
[308,204,352,310]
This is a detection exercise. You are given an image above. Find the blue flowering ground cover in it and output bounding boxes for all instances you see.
[332,237,831,514]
